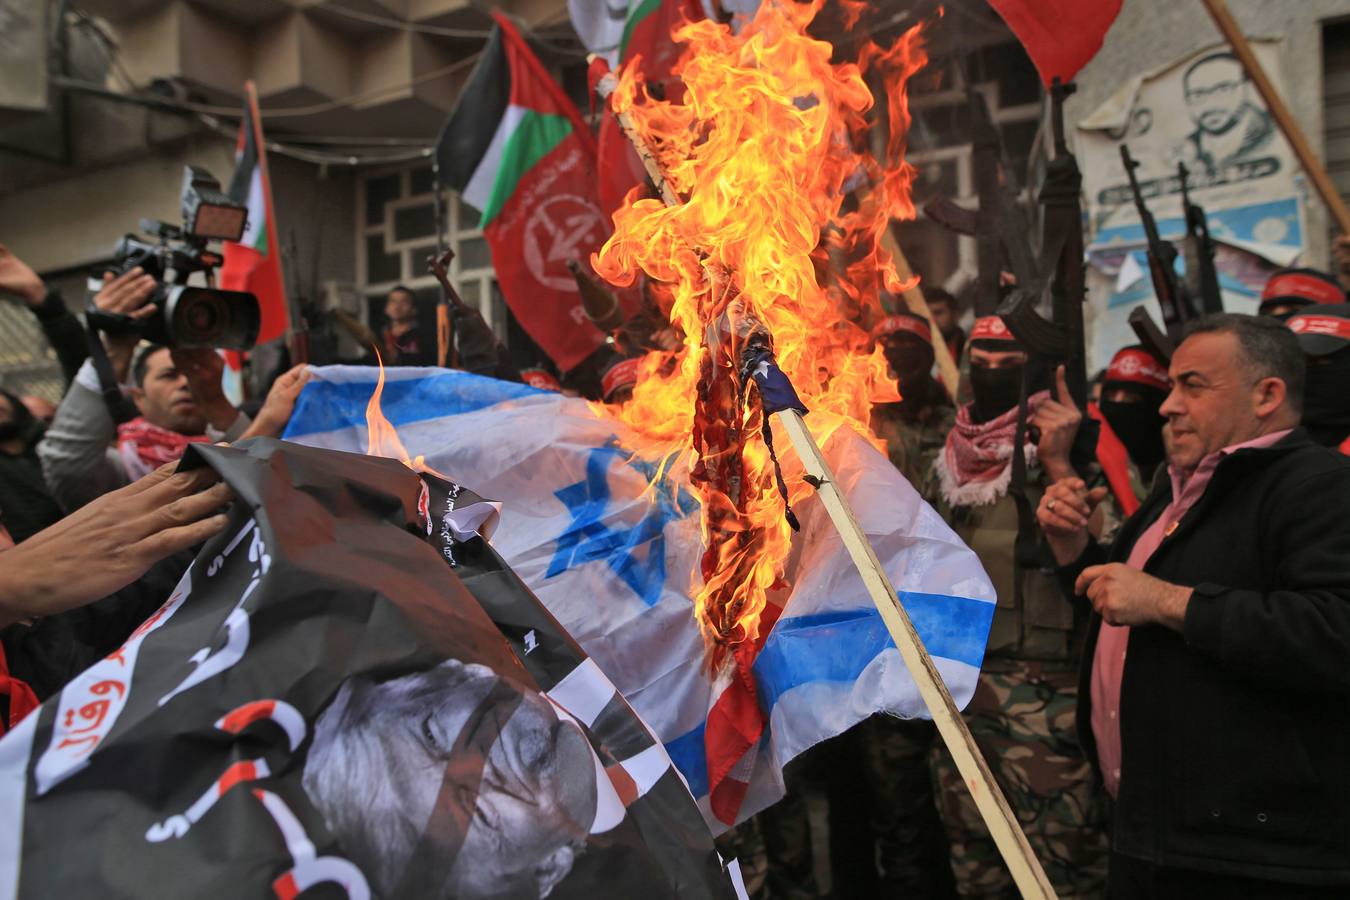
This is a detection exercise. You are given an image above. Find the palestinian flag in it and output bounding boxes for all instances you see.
[437,15,608,373]
[219,81,289,348]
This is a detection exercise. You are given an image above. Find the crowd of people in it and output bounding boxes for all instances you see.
[725,260,1350,900]
[1,226,1349,899]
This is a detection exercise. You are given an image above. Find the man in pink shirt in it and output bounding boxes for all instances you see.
[1037,314,1350,898]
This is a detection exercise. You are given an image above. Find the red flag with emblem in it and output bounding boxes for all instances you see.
[436,15,611,372]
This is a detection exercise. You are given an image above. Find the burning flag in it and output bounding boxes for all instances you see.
[436,14,609,373]
[0,439,740,898]
[588,0,936,802]
[282,366,996,827]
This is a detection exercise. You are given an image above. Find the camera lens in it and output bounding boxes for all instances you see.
[162,286,259,350]
[185,300,220,334]
[170,289,230,346]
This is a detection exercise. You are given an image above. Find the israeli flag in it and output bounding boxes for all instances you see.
[284,366,995,829]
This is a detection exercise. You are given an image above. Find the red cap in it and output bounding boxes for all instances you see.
[969,315,1018,343]
[1104,347,1169,392]
[601,357,641,401]
[872,314,933,344]
[520,368,561,392]
[1288,309,1350,356]
[1260,269,1343,310]
[1289,312,1350,340]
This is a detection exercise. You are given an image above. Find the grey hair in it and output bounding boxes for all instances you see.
[1184,313,1305,414]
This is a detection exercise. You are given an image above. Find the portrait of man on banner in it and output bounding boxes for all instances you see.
[1177,50,1275,177]
[303,658,600,899]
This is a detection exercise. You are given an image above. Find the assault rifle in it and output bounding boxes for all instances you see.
[994,79,1098,631]
[1120,144,1198,355]
[923,73,1037,313]
[1179,161,1223,315]
[997,80,1089,410]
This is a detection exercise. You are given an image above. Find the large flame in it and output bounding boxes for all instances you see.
[594,0,928,667]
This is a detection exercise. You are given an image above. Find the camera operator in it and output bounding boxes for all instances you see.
[36,268,254,511]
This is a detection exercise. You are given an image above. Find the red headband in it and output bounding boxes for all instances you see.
[601,358,641,400]
[872,315,933,344]
[1261,272,1343,306]
[520,368,561,392]
[970,315,1017,343]
[1289,313,1350,342]
[1104,348,1170,392]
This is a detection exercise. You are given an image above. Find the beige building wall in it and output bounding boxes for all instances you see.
[0,136,236,274]
[1067,0,1350,266]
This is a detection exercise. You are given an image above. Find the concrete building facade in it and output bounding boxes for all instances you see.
[4,0,1350,398]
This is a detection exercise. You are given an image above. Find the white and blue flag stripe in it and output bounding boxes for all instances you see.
[284,365,996,829]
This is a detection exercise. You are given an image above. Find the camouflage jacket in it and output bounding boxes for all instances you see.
[869,382,954,490]
[921,464,1085,666]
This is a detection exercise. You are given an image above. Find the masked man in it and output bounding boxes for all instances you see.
[1288,303,1350,451]
[1092,346,1171,523]
[869,310,954,487]
[924,316,1108,899]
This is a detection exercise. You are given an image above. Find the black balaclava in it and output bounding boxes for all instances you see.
[969,364,1023,423]
[968,346,1051,425]
[883,333,935,397]
[1100,386,1168,474]
[1302,347,1350,447]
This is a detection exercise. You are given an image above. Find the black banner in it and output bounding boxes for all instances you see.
[0,439,735,899]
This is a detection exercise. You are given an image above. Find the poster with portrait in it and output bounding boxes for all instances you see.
[0,439,739,900]
[1074,40,1307,369]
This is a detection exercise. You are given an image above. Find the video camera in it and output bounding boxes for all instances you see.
[91,166,261,350]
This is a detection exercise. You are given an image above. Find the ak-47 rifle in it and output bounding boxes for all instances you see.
[923,71,1038,311]
[1178,162,1223,315]
[427,249,513,377]
[997,79,1089,410]
[995,79,1098,667]
[1120,144,1198,354]
[431,159,453,369]
[428,249,459,370]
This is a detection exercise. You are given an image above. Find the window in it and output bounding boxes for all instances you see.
[357,165,505,338]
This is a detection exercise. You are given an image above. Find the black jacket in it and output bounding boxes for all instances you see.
[1061,428,1350,884]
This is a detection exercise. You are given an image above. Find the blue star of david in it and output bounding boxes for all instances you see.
[547,439,698,606]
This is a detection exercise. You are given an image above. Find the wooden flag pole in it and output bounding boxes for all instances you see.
[1199,0,1350,234]
[595,61,1056,900]
[776,410,1055,900]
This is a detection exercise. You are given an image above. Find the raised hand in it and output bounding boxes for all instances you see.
[241,364,311,440]
[1037,476,1108,565]
[0,462,233,627]
[1030,364,1083,482]
[0,244,45,307]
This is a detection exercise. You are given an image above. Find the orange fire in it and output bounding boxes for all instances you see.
[365,351,455,481]
[593,0,929,666]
